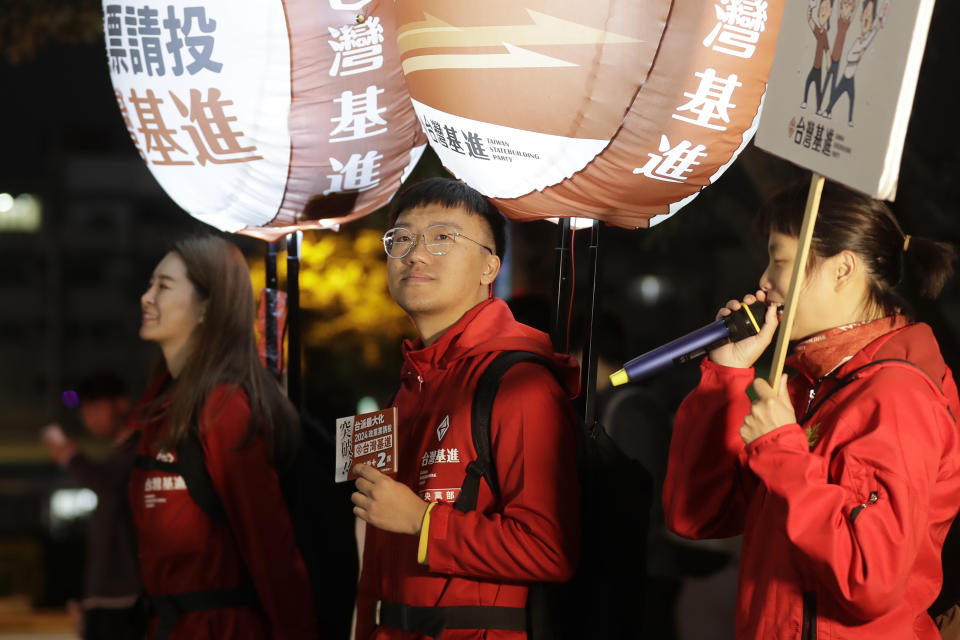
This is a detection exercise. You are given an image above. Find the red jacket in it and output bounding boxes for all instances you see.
[664,322,960,639]
[129,383,317,640]
[355,298,581,640]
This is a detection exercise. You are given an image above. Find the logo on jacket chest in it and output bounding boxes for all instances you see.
[420,413,460,469]
[142,474,187,509]
[417,448,464,503]
[420,447,461,467]
[140,449,186,508]
[437,414,450,442]
[416,412,466,502]
[420,413,460,464]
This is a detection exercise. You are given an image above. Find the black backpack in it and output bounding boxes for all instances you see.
[455,351,653,639]
[134,412,357,640]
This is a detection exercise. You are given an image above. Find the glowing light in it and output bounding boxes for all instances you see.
[51,489,98,521]
[545,216,595,230]
[61,390,80,409]
[636,275,663,305]
[356,395,379,414]
[0,193,41,232]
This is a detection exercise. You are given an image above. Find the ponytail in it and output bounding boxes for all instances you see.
[901,235,956,301]
[757,179,956,317]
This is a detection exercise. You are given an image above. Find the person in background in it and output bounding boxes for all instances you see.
[41,372,144,640]
[663,179,960,639]
[128,235,317,640]
[351,178,581,639]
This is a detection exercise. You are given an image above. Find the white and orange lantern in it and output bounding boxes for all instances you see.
[103,0,427,240]
[396,0,783,226]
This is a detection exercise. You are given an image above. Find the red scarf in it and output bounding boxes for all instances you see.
[788,314,910,380]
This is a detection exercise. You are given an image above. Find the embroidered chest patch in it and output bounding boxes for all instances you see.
[436,414,450,442]
[805,422,822,448]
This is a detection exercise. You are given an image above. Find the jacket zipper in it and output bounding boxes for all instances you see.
[850,491,879,523]
[801,591,817,640]
[403,368,424,392]
[804,377,827,417]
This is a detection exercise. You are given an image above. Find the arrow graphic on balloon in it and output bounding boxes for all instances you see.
[398,10,641,73]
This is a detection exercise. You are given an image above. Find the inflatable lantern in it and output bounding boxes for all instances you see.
[396,0,783,226]
[102,0,427,240]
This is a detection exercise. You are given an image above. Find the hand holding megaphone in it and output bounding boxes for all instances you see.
[609,291,780,386]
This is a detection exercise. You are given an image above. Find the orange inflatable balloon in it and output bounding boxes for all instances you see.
[397,0,784,227]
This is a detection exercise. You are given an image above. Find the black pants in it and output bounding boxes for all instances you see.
[84,606,146,640]
[822,60,840,107]
[827,75,856,122]
[803,67,824,110]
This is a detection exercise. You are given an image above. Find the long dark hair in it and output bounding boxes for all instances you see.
[756,180,955,318]
[146,235,299,467]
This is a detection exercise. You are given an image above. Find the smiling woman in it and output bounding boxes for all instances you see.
[139,253,206,378]
[128,235,317,640]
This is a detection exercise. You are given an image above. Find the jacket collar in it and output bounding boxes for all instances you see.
[401,298,496,375]
[400,298,581,396]
[788,317,947,389]
[787,315,909,380]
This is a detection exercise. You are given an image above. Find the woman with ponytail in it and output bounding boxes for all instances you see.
[663,178,960,639]
[128,235,317,640]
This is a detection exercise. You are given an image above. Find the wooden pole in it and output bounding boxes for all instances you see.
[767,173,825,392]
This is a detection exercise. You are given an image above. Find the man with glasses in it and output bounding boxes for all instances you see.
[351,177,581,639]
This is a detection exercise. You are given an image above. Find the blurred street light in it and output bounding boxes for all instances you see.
[0,193,41,232]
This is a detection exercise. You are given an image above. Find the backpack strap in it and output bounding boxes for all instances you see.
[799,358,950,425]
[144,586,258,640]
[132,387,254,522]
[453,351,557,513]
[133,423,268,635]
[373,600,526,638]
[133,427,226,522]
[380,351,557,637]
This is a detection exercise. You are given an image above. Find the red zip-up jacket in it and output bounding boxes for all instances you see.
[664,322,960,639]
[355,298,581,640]
[129,383,318,640]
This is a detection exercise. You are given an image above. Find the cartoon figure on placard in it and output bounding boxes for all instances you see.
[825,0,887,126]
[801,0,833,115]
[822,0,855,109]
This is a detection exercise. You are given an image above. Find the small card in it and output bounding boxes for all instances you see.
[334,407,398,483]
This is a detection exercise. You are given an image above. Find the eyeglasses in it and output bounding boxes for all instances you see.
[382,225,494,259]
